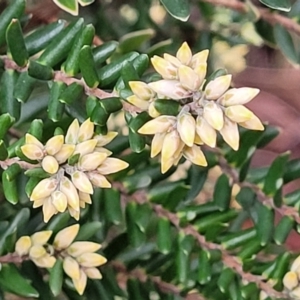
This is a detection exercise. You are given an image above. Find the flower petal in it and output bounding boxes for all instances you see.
[21,144,44,160]
[60,177,80,211]
[176,42,192,65]
[29,245,46,259]
[97,158,129,175]
[77,253,107,267]
[79,152,108,171]
[65,119,80,144]
[67,241,101,257]
[84,267,102,279]
[45,135,64,156]
[203,102,224,130]
[177,112,196,147]
[183,145,207,166]
[151,55,177,79]
[205,75,232,100]
[42,155,59,174]
[78,118,94,143]
[127,95,149,110]
[151,133,165,158]
[239,114,264,131]
[71,171,93,194]
[63,256,81,280]
[220,118,240,151]
[94,132,118,147]
[161,130,181,161]
[283,271,298,290]
[88,173,111,188]
[51,190,68,212]
[191,49,209,68]
[138,115,176,135]
[43,197,57,223]
[25,134,43,149]
[53,224,80,250]
[72,269,87,295]
[225,105,254,123]
[129,81,155,100]
[196,116,217,148]
[54,144,75,164]
[30,178,58,201]
[74,140,98,157]
[31,231,52,246]
[218,87,260,106]
[15,236,31,256]
[178,65,201,91]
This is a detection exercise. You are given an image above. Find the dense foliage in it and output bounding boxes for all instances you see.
[0,0,300,299]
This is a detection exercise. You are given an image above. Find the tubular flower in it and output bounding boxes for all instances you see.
[24,119,128,223]
[283,255,300,299]
[130,42,263,173]
[15,230,55,268]
[53,225,106,295]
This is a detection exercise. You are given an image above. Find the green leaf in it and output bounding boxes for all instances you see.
[24,21,65,56]
[119,29,155,53]
[6,19,28,67]
[274,24,298,64]
[14,72,36,103]
[213,174,232,211]
[160,0,190,21]
[49,259,63,296]
[0,264,39,297]
[157,217,172,254]
[0,0,26,47]
[103,188,123,225]
[47,81,66,122]
[0,208,30,254]
[259,0,291,12]
[221,228,257,250]
[256,204,274,246]
[53,0,79,15]
[75,221,102,240]
[274,216,294,245]
[59,82,84,105]
[28,60,54,81]
[79,45,99,88]
[263,152,289,196]
[217,268,235,293]
[92,41,119,66]
[197,249,211,284]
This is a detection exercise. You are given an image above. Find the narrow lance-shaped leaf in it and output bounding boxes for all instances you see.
[256,204,274,246]
[47,81,66,122]
[6,19,28,67]
[0,0,25,46]
[49,259,63,297]
[259,0,291,12]
[14,72,36,103]
[213,174,232,211]
[157,217,172,254]
[160,0,190,21]
[103,189,123,225]
[198,249,211,284]
[274,216,294,245]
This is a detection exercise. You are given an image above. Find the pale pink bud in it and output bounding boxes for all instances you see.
[225,105,254,123]
[72,269,87,295]
[42,155,59,174]
[77,253,107,267]
[151,133,166,158]
[94,132,118,147]
[151,56,177,79]
[78,118,94,143]
[138,115,176,135]
[65,119,80,144]
[45,135,64,156]
[176,42,192,65]
[30,178,58,201]
[71,171,93,194]
[205,75,232,100]
[127,95,149,110]
[283,271,298,290]
[53,224,79,250]
[15,236,31,256]
[88,173,111,188]
[51,191,68,212]
[148,80,191,100]
[74,139,98,156]
[25,133,43,149]
[31,231,52,245]
[203,102,224,130]
[196,116,217,148]
[43,197,58,223]
[178,65,201,91]
[67,241,101,257]
[54,144,75,164]
[60,177,80,211]
[21,144,44,160]
[84,267,102,279]
[218,87,260,106]
[191,49,209,68]
[239,114,264,131]
[162,130,181,162]
[63,256,81,280]
[129,81,155,100]
[97,158,129,175]
[220,118,239,151]
[183,145,207,166]
[177,112,196,147]
[79,152,108,171]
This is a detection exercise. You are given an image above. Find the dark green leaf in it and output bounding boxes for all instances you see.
[49,259,63,297]
[160,0,190,21]
[259,0,291,12]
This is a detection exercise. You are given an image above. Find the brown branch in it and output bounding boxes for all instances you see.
[199,0,300,36]
[0,157,38,170]
[116,183,287,299]
[1,56,142,114]
[0,252,27,264]
[111,260,207,300]
[217,155,300,224]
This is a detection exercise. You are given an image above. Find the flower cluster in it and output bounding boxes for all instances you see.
[22,119,128,222]
[127,42,263,173]
[15,225,106,295]
[283,255,300,298]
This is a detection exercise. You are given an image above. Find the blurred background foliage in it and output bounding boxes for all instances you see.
[1,0,300,299]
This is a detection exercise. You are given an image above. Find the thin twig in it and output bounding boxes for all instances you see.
[117,183,287,299]
[199,0,300,36]
[0,157,38,170]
